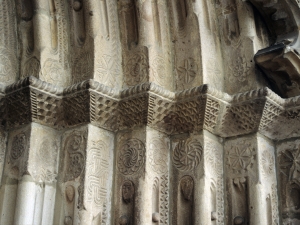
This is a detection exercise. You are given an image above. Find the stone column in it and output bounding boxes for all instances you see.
[57,124,114,225]
[224,134,279,225]
[114,126,170,225]
[170,130,224,225]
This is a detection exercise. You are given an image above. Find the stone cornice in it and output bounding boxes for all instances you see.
[2,77,300,140]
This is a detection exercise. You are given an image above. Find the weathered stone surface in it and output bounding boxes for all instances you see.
[0,0,300,224]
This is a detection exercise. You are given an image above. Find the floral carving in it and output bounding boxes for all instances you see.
[279,147,300,184]
[117,138,145,175]
[22,57,40,78]
[227,143,255,173]
[261,150,274,176]
[229,56,251,82]
[97,54,121,86]
[41,59,65,85]
[173,139,202,171]
[11,133,26,160]
[176,58,198,84]
[149,139,168,174]
[124,52,148,86]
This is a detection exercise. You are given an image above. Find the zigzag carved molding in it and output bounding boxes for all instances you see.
[1,76,300,140]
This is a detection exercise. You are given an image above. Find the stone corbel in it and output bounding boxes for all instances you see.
[255,42,300,98]
[249,0,300,97]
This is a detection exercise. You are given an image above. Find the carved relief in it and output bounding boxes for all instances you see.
[73,52,93,84]
[204,98,220,131]
[22,57,40,78]
[149,138,168,174]
[226,143,255,173]
[259,101,283,131]
[261,150,274,177]
[178,175,194,225]
[64,130,87,181]
[41,59,67,85]
[34,138,58,182]
[228,177,249,225]
[150,56,165,86]
[86,141,109,207]
[96,54,121,86]
[10,133,26,160]
[222,0,241,47]
[229,56,251,83]
[176,57,198,84]
[160,174,169,224]
[0,48,17,83]
[122,180,134,204]
[117,138,145,175]
[124,50,149,86]
[173,138,202,171]
[222,101,264,136]
[180,175,194,201]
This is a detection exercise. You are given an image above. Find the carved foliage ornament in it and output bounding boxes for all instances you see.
[11,133,26,160]
[173,138,202,171]
[117,138,145,175]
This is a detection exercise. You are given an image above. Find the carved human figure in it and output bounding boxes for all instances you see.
[122,180,134,204]
[180,176,194,201]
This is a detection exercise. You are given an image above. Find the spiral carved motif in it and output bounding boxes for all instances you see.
[173,139,202,171]
[118,138,145,175]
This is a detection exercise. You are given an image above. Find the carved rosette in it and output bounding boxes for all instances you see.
[117,138,145,175]
[173,139,202,171]
[226,142,255,174]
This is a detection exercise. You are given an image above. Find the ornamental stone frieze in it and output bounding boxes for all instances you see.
[2,76,300,140]
[1,0,300,224]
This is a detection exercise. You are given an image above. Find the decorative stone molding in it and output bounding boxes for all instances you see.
[3,77,300,140]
